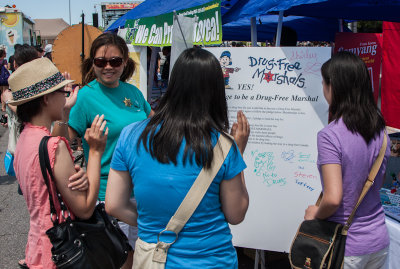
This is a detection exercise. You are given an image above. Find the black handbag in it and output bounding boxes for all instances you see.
[289,218,346,269]
[39,136,132,269]
[289,134,387,269]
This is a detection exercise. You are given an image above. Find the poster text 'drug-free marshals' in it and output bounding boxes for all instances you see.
[124,0,222,46]
[206,47,331,252]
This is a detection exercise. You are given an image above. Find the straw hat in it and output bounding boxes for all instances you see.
[8,57,74,105]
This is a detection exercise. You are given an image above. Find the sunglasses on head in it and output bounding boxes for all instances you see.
[93,57,124,68]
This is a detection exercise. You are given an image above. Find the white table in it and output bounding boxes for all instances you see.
[385,217,400,269]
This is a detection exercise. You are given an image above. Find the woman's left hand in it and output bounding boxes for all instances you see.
[230,110,250,155]
[67,165,89,191]
[304,205,319,220]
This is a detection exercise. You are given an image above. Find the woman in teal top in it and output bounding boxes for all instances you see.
[59,33,153,269]
[105,48,250,268]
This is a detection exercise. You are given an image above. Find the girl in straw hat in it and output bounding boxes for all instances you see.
[1,44,90,269]
[9,57,108,269]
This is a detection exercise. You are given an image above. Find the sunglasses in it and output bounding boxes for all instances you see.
[56,89,71,97]
[93,57,124,68]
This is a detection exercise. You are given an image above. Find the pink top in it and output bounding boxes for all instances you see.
[14,123,73,269]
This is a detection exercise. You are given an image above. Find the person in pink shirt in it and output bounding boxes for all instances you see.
[9,57,108,269]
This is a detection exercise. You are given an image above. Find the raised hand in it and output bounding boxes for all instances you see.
[84,114,108,154]
[62,72,79,111]
[230,110,250,155]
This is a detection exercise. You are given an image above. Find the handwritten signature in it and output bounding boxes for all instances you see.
[251,150,276,176]
[298,152,315,163]
[281,150,295,162]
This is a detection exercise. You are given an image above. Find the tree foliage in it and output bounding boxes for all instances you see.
[357,21,383,33]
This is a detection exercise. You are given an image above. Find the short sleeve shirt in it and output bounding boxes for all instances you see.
[111,120,246,268]
[69,79,151,200]
[317,118,389,256]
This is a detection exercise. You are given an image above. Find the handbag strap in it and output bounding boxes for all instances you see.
[342,132,387,233]
[39,136,69,225]
[163,134,233,236]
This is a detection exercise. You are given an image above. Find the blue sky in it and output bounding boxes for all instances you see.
[0,0,101,26]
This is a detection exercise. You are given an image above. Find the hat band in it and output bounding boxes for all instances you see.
[12,72,65,101]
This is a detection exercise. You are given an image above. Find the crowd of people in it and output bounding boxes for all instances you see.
[0,32,391,269]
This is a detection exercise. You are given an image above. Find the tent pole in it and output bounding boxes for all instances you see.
[276,10,284,46]
[339,19,344,32]
[173,11,188,49]
[147,47,161,102]
[250,17,257,47]
[254,249,259,269]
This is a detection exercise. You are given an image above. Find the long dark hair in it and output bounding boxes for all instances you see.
[81,33,135,85]
[321,51,385,143]
[138,48,232,168]
[17,97,44,133]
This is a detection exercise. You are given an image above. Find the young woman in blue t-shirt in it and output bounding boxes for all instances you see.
[105,48,250,268]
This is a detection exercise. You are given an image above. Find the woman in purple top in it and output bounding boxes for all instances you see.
[304,51,390,268]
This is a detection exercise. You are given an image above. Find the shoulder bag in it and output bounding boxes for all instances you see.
[289,133,387,269]
[133,134,233,269]
[39,136,132,269]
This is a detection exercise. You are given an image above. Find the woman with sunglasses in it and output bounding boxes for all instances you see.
[54,33,153,269]
[10,58,107,269]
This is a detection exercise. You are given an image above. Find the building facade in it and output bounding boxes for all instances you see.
[0,6,35,55]
[101,1,143,29]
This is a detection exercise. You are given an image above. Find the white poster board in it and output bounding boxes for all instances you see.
[206,47,331,252]
[127,45,147,99]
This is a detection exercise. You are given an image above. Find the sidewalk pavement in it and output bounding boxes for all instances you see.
[0,128,29,269]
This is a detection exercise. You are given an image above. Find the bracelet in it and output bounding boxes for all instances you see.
[56,121,68,126]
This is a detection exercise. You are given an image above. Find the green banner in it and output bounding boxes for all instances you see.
[124,0,222,46]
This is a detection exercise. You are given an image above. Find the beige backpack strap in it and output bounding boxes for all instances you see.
[153,134,234,263]
[153,134,233,263]
[165,134,233,234]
